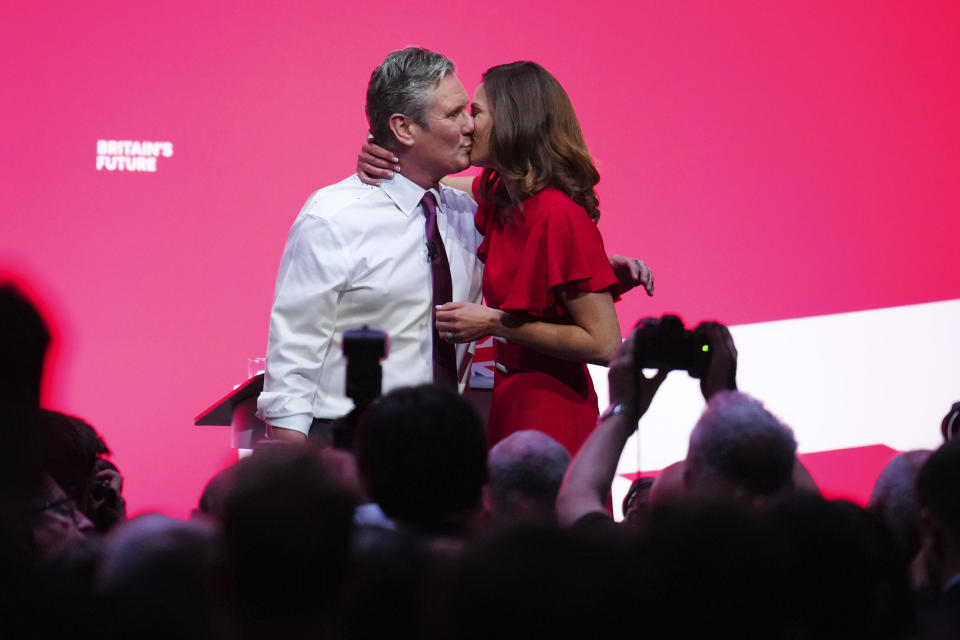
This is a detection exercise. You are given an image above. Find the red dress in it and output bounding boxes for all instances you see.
[473,183,619,455]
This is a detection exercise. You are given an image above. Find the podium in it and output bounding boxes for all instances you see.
[194,374,266,448]
[194,361,494,448]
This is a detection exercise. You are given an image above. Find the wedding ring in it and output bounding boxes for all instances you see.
[445,331,454,340]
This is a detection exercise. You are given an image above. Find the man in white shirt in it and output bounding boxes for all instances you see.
[257,48,482,442]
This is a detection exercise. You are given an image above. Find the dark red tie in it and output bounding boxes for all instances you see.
[422,192,458,389]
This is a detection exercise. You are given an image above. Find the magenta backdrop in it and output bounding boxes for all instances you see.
[2,1,959,517]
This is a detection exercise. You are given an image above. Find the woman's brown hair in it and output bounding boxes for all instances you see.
[478,61,601,223]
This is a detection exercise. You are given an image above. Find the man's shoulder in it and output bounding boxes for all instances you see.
[299,175,381,221]
[439,182,478,217]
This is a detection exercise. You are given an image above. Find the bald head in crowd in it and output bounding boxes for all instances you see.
[485,430,571,522]
[681,391,798,504]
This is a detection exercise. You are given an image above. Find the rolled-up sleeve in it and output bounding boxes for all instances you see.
[256,214,349,434]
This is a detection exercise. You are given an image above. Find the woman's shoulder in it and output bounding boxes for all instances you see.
[528,186,572,205]
[526,188,593,223]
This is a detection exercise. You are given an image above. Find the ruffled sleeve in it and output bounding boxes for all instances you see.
[499,193,619,318]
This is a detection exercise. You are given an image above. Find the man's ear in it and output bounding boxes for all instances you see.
[388,113,417,148]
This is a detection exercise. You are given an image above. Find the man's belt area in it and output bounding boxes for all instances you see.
[493,337,579,375]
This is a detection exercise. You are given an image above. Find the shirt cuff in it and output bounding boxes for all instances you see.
[263,413,313,435]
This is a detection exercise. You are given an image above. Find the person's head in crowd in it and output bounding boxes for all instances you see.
[484,430,570,523]
[96,514,218,640]
[622,476,654,527]
[0,284,51,522]
[0,283,50,416]
[355,385,488,535]
[0,284,54,631]
[192,463,238,522]
[31,472,94,560]
[632,498,789,638]
[39,410,108,503]
[440,522,634,640]
[684,390,797,504]
[220,445,354,636]
[916,438,960,592]
[337,525,432,640]
[39,409,125,532]
[868,449,932,568]
[770,493,915,639]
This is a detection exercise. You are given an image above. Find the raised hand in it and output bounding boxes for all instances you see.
[697,321,738,400]
[609,319,669,420]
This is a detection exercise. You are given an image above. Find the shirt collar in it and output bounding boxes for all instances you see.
[380,173,445,217]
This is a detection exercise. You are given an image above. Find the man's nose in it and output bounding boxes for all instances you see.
[463,113,475,135]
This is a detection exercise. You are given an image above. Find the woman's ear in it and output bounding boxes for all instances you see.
[388,113,417,148]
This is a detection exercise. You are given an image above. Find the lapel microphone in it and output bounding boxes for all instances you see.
[426,241,438,261]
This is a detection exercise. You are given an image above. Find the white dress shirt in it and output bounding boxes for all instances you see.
[256,174,483,434]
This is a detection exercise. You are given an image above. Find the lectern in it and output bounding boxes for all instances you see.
[194,339,496,448]
[194,374,265,448]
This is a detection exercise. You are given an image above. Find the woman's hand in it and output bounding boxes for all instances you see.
[608,254,654,297]
[435,301,503,343]
[357,133,400,186]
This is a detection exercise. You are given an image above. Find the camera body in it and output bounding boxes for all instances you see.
[343,326,388,408]
[633,314,710,379]
[334,326,388,450]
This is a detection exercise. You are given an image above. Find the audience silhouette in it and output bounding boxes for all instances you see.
[3,281,956,639]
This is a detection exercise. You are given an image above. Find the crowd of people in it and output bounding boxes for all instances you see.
[3,282,960,639]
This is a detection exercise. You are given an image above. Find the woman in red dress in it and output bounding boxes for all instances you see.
[363,62,646,455]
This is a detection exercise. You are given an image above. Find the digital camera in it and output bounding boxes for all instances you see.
[632,314,711,379]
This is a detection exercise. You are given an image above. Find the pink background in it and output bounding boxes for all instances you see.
[2,1,958,516]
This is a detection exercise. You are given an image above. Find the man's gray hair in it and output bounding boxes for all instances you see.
[488,430,571,514]
[687,391,797,495]
[366,47,455,149]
